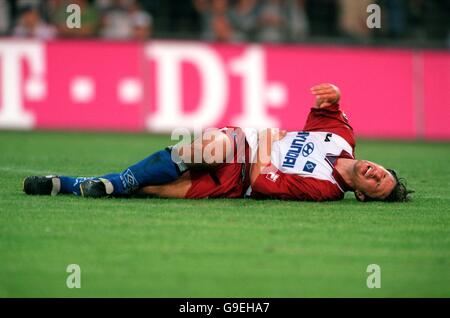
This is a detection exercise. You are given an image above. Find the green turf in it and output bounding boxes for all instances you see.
[0,130,449,297]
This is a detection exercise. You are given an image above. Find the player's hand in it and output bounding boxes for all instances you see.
[310,83,340,109]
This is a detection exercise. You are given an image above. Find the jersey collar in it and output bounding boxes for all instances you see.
[325,151,354,192]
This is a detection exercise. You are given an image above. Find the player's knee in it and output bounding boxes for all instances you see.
[203,130,233,164]
[179,129,233,166]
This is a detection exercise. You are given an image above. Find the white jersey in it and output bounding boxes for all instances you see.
[271,131,354,190]
[244,103,356,201]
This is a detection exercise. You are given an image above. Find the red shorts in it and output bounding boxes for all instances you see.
[185,127,251,199]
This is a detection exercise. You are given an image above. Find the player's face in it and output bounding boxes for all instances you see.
[353,160,396,200]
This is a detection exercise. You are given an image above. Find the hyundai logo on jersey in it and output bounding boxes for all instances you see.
[282,132,310,168]
[302,142,314,157]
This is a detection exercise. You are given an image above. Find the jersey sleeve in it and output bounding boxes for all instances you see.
[251,165,344,201]
[303,104,355,152]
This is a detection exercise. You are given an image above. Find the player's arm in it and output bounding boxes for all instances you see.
[250,129,286,186]
[304,83,356,151]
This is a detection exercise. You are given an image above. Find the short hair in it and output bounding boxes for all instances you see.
[360,169,413,202]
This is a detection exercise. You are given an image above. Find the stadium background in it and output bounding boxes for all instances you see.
[0,0,449,297]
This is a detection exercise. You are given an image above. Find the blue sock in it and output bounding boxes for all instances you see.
[106,149,183,195]
[59,149,184,196]
[59,176,93,196]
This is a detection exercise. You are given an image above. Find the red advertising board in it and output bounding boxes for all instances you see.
[0,40,448,139]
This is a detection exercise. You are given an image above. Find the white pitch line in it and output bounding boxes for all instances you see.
[0,166,53,175]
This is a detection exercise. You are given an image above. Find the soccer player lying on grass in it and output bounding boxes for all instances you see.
[23,83,412,202]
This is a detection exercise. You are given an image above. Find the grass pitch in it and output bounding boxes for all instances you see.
[0,130,449,297]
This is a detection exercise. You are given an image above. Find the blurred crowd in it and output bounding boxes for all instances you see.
[0,0,448,46]
[193,0,449,44]
[0,0,153,40]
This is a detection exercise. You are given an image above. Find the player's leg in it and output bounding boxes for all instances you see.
[80,128,235,197]
[23,148,186,197]
[136,172,192,198]
[177,128,235,170]
[78,147,187,197]
[137,128,250,200]
[23,129,236,197]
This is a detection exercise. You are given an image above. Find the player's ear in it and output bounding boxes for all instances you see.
[354,190,366,202]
